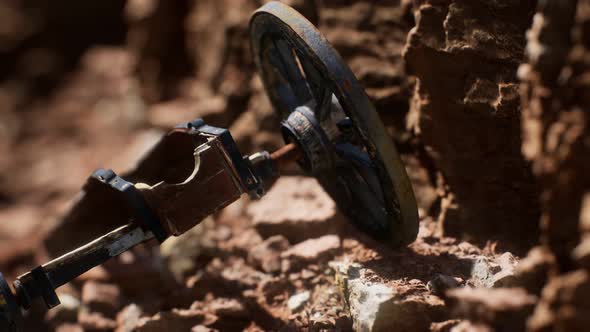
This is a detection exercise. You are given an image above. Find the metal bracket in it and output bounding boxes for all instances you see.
[185,119,266,198]
[90,169,168,243]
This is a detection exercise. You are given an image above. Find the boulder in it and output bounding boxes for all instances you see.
[248,235,290,274]
[332,261,446,332]
[246,176,344,243]
[447,287,536,331]
[281,235,341,272]
[403,0,540,251]
[81,281,123,316]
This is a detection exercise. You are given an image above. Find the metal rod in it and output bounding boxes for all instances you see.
[15,223,153,308]
[43,224,153,287]
[270,143,303,170]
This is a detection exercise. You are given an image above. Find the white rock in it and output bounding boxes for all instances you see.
[287,291,311,312]
[331,261,444,332]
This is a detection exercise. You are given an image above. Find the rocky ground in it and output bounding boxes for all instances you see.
[6,174,527,332]
[0,0,589,331]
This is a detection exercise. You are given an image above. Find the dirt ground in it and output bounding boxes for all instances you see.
[0,1,589,331]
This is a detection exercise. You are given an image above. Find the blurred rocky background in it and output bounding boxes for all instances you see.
[0,0,588,331]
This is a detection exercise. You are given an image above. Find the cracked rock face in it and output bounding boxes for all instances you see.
[517,1,590,331]
[403,0,540,251]
[520,0,589,270]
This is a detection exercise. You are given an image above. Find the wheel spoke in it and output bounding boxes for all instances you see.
[269,39,313,105]
[334,142,384,204]
[336,167,389,232]
[296,50,332,121]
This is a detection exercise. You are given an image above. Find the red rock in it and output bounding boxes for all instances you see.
[511,246,555,295]
[207,298,249,319]
[189,258,268,297]
[134,309,217,332]
[201,298,250,331]
[246,176,344,243]
[115,304,143,332]
[45,293,81,327]
[77,253,178,297]
[55,323,84,332]
[0,205,46,266]
[332,260,446,332]
[192,326,219,332]
[258,277,294,304]
[219,228,263,258]
[229,87,282,153]
[447,287,536,331]
[430,320,461,332]
[281,235,341,272]
[78,311,118,331]
[81,281,123,316]
[404,0,540,250]
[573,237,590,269]
[450,321,492,332]
[147,96,228,129]
[248,235,290,273]
[216,258,267,290]
[159,217,220,279]
[426,274,462,296]
[528,270,590,332]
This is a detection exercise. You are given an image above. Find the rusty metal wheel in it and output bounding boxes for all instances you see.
[250,2,419,246]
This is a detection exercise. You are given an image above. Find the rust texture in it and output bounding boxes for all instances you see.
[138,130,245,236]
[270,143,303,170]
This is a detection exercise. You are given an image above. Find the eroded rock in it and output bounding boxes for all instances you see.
[55,323,84,332]
[81,281,123,316]
[46,293,82,327]
[504,247,554,295]
[160,217,220,279]
[427,274,462,296]
[287,291,310,312]
[528,270,590,332]
[115,304,143,332]
[403,0,540,251]
[248,235,290,274]
[206,298,248,319]
[332,261,445,332]
[281,235,341,272]
[247,176,344,243]
[219,227,262,258]
[449,321,492,332]
[134,309,217,332]
[447,287,536,331]
[78,310,118,331]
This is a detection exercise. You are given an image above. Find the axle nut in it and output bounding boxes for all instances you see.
[281,106,333,174]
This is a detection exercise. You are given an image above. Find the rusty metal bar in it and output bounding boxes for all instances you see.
[270,143,303,170]
[14,224,152,309]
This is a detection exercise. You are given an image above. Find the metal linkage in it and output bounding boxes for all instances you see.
[0,119,302,332]
[14,224,153,310]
